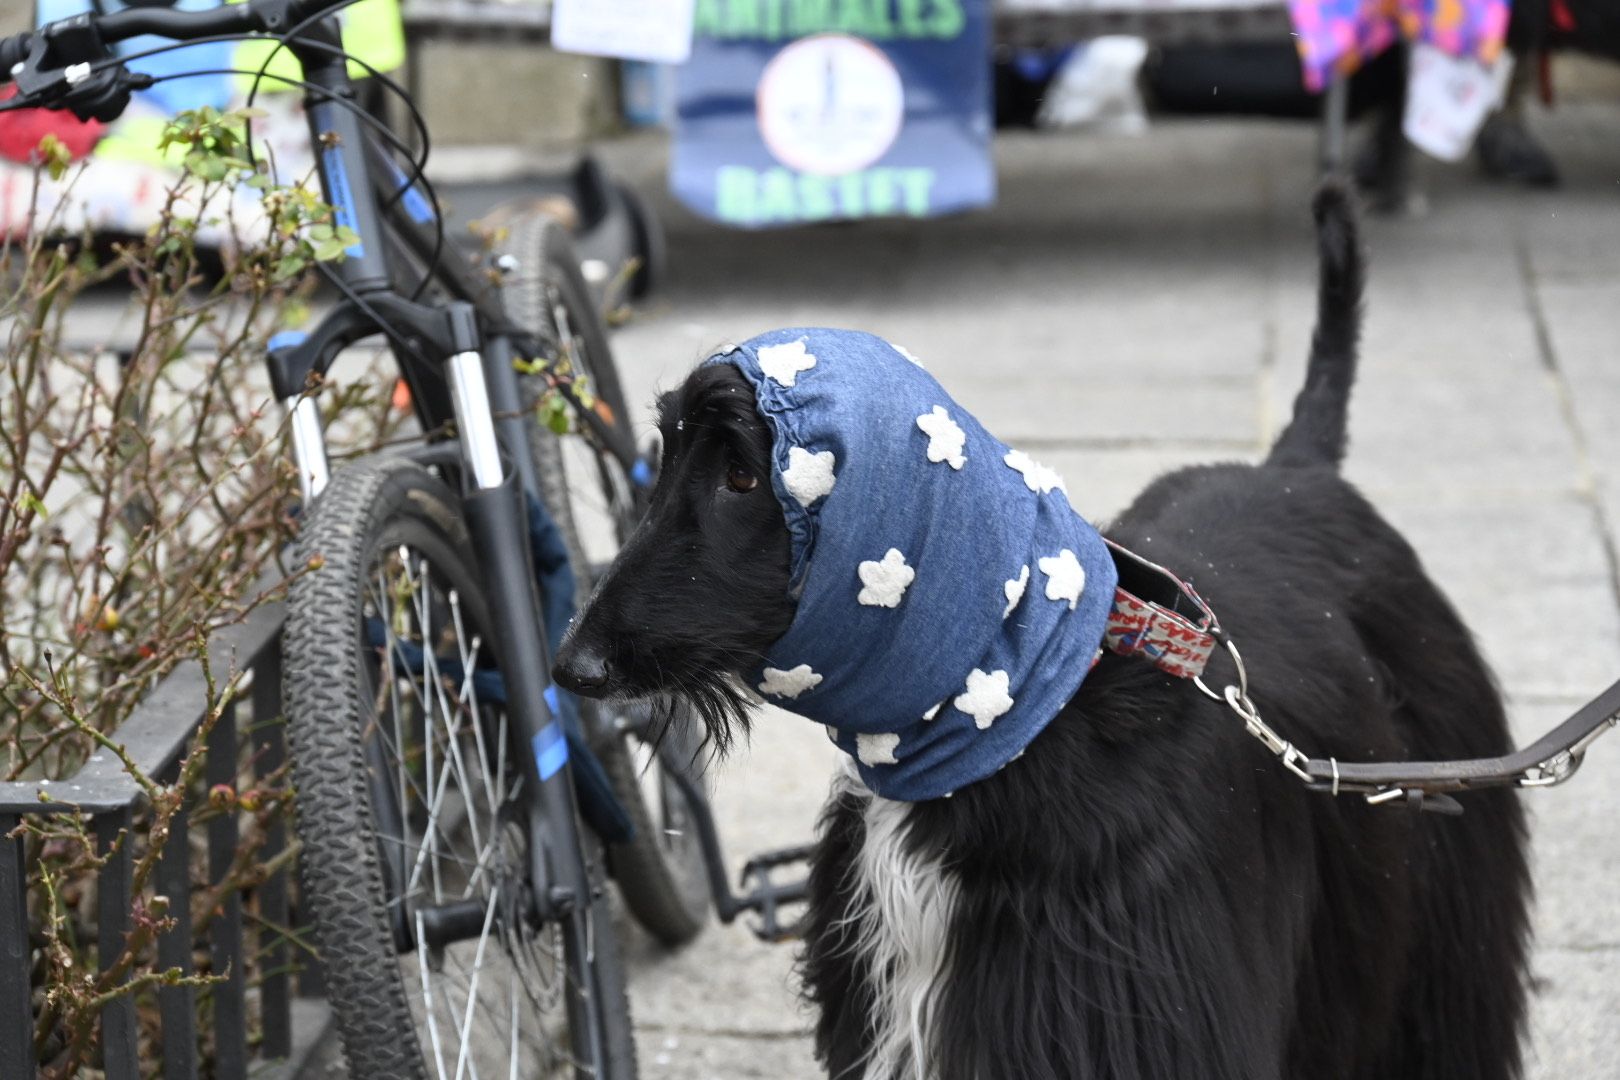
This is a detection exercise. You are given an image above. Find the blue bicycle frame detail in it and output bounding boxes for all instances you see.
[533,720,570,782]
[310,102,367,258]
[383,155,436,225]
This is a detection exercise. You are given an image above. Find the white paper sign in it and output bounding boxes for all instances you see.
[1403,42,1513,163]
[550,0,695,65]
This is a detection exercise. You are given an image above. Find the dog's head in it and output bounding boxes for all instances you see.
[553,361,795,751]
[557,328,1119,798]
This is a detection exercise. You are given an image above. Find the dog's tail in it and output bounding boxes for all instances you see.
[1267,180,1366,470]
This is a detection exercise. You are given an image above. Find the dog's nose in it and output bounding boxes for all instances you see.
[553,642,611,696]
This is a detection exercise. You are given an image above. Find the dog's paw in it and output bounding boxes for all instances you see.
[1038,549,1087,611]
[757,339,818,387]
[917,406,968,470]
[782,446,837,506]
[955,668,1014,730]
[759,663,823,699]
[857,548,915,608]
[1004,449,1067,494]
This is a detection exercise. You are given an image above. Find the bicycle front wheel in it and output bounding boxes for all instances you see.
[284,457,636,1080]
[499,210,713,946]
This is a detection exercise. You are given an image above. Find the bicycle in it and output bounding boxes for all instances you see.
[0,2,714,1074]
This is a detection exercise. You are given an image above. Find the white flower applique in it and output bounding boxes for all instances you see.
[1004,449,1067,494]
[857,548,915,608]
[759,664,823,699]
[893,344,924,368]
[954,668,1013,730]
[757,339,817,387]
[1003,565,1030,620]
[922,701,944,721]
[916,406,967,470]
[1038,549,1087,611]
[857,732,902,767]
[781,446,837,507]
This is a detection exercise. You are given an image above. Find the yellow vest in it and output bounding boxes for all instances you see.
[233,0,406,85]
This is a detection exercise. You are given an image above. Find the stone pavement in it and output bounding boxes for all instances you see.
[595,106,1620,1079]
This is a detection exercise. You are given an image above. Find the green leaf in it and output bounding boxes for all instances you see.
[312,237,349,262]
[273,253,308,282]
[19,491,48,519]
[539,390,571,435]
[36,133,71,181]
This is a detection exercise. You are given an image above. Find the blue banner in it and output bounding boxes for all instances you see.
[672,1,995,228]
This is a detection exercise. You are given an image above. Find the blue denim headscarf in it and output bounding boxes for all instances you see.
[707,328,1118,801]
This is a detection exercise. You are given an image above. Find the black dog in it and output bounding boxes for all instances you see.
[556,186,1531,1080]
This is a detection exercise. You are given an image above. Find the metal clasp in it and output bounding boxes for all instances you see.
[1520,749,1581,788]
[1195,636,1313,784]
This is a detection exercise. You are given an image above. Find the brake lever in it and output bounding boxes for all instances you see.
[12,17,150,123]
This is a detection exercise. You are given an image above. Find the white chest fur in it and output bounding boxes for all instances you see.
[831,764,962,1080]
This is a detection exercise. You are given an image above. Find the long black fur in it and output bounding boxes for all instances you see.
[557,182,1532,1080]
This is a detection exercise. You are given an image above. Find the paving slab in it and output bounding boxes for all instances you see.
[1523,946,1620,1080]
[635,1030,821,1080]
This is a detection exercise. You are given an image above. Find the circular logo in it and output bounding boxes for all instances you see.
[756,35,905,177]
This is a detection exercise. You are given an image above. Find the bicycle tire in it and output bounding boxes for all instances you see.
[502,210,632,595]
[284,456,635,1079]
[499,211,712,946]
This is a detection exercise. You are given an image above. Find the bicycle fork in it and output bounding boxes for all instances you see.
[277,303,610,1066]
[441,306,612,1068]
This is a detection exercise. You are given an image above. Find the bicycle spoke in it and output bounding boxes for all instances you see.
[349,506,597,1078]
[416,911,453,1080]
[451,885,500,1080]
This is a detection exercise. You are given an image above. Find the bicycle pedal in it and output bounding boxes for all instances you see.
[737,844,813,943]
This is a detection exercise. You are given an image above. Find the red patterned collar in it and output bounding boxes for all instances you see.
[1102,540,1219,679]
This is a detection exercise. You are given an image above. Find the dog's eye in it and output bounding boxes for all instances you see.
[725,464,759,494]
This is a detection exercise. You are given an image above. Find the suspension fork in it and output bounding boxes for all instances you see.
[442,304,610,1066]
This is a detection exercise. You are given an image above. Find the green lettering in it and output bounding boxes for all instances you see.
[724,0,763,37]
[693,0,724,35]
[798,174,835,220]
[761,0,785,40]
[866,168,898,216]
[716,166,758,223]
[864,0,895,38]
[833,0,874,35]
[931,0,965,38]
[789,0,832,35]
[896,0,928,36]
[838,172,866,217]
[898,169,934,215]
[759,168,798,221]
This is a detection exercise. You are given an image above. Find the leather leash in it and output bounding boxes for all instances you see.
[1103,541,1620,814]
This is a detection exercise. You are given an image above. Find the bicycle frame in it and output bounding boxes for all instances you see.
[257,17,624,1068]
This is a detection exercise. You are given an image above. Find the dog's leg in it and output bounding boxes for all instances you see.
[1344,573,1533,1079]
[800,767,961,1080]
[800,772,880,1079]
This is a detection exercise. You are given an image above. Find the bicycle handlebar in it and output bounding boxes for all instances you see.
[0,0,346,94]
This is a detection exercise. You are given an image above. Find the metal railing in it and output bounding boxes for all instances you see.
[0,588,322,1079]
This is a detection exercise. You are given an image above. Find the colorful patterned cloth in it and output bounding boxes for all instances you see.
[1289,0,1512,91]
[713,328,1118,802]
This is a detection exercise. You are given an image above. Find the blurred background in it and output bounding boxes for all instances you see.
[7,1,1617,1076]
